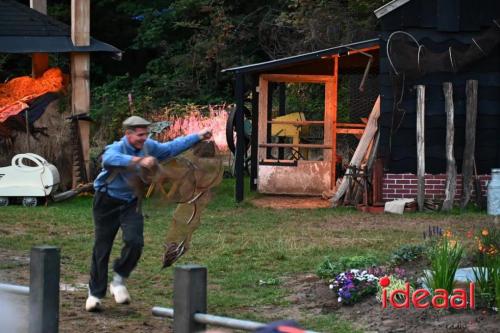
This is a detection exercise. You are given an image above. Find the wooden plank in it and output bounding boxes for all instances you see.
[442,82,456,212]
[331,96,380,207]
[71,0,90,46]
[324,81,333,163]
[337,123,366,128]
[78,120,91,179]
[278,83,286,159]
[336,128,365,135]
[267,120,324,125]
[346,45,380,55]
[261,74,333,83]
[259,143,332,149]
[257,76,268,161]
[461,80,478,208]
[416,85,426,212]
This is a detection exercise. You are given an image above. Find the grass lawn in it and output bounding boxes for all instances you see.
[0,179,494,332]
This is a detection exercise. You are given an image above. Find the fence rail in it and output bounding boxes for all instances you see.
[152,265,320,333]
[0,282,30,295]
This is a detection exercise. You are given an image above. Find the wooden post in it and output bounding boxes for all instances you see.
[235,73,245,202]
[278,83,286,160]
[257,76,268,163]
[416,85,426,212]
[250,75,259,192]
[442,82,457,212]
[71,0,91,187]
[461,80,478,208]
[331,55,339,188]
[173,265,207,333]
[29,246,60,333]
[266,82,275,159]
[30,0,48,78]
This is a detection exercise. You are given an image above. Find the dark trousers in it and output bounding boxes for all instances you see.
[89,191,144,298]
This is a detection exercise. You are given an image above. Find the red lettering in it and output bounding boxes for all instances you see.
[450,289,467,309]
[381,288,387,308]
[390,282,410,308]
[431,289,449,308]
[412,289,430,308]
[469,282,475,309]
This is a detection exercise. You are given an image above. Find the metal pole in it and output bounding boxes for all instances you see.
[0,283,30,295]
[29,246,60,333]
[174,265,207,333]
[152,306,320,333]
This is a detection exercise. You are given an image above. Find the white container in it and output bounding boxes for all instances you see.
[487,168,500,216]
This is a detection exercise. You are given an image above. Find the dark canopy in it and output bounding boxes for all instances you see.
[0,0,121,56]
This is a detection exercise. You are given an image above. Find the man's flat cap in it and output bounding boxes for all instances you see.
[122,116,151,128]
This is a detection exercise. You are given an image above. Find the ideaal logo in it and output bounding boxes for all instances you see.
[379,276,475,309]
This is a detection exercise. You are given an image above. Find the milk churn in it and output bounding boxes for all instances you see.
[487,168,500,216]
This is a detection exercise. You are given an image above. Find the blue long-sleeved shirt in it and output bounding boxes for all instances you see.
[94,134,200,201]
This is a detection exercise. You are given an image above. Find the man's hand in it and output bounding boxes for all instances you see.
[131,156,157,169]
[198,128,212,141]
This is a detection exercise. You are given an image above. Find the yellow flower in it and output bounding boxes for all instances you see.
[444,230,452,238]
[482,229,489,236]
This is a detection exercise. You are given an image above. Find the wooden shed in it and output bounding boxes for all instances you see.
[0,0,120,189]
[223,39,380,200]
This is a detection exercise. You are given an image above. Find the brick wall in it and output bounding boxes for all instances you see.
[382,173,491,201]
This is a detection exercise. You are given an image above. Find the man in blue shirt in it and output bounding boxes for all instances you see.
[86,115,211,312]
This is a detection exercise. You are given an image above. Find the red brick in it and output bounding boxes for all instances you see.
[403,174,417,179]
[388,184,404,189]
[404,184,417,189]
[387,174,403,179]
[426,179,443,185]
[395,179,411,184]
[427,189,444,194]
[383,179,396,185]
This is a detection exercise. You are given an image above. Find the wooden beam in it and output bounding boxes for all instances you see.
[259,143,332,149]
[250,75,259,192]
[330,55,339,188]
[30,0,48,78]
[257,76,268,162]
[267,120,324,125]
[416,85,426,212]
[261,74,333,83]
[71,53,90,115]
[331,96,380,207]
[336,128,365,135]
[71,0,90,46]
[461,80,478,208]
[235,73,245,202]
[442,82,457,212]
[278,83,286,159]
[346,45,380,55]
[337,123,367,128]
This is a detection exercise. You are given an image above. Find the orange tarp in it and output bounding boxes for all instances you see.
[0,68,65,123]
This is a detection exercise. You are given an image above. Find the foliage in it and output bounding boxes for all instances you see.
[424,231,465,295]
[472,228,500,310]
[390,243,426,265]
[329,269,378,305]
[317,254,379,279]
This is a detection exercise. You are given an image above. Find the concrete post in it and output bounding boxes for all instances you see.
[29,246,60,333]
[174,265,207,333]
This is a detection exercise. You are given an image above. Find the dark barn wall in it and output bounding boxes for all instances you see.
[378,0,500,174]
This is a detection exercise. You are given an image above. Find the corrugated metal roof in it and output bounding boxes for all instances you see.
[0,0,121,55]
[221,38,380,74]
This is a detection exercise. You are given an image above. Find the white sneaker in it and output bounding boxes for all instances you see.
[85,295,102,312]
[109,282,131,304]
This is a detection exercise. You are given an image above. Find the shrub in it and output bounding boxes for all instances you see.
[317,254,379,279]
[424,233,464,296]
[390,244,426,265]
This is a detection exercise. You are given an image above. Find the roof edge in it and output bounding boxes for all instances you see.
[373,0,411,19]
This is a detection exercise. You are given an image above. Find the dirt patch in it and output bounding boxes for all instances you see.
[281,273,499,333]
[251,196,331,209]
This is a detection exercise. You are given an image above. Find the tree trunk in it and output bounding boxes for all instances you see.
[442,82,456,212]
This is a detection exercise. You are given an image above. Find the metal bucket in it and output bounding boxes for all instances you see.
[487,168,500,216]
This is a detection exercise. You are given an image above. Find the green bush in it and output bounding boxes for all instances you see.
[317,254,379,279]
[390,244,426,265]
